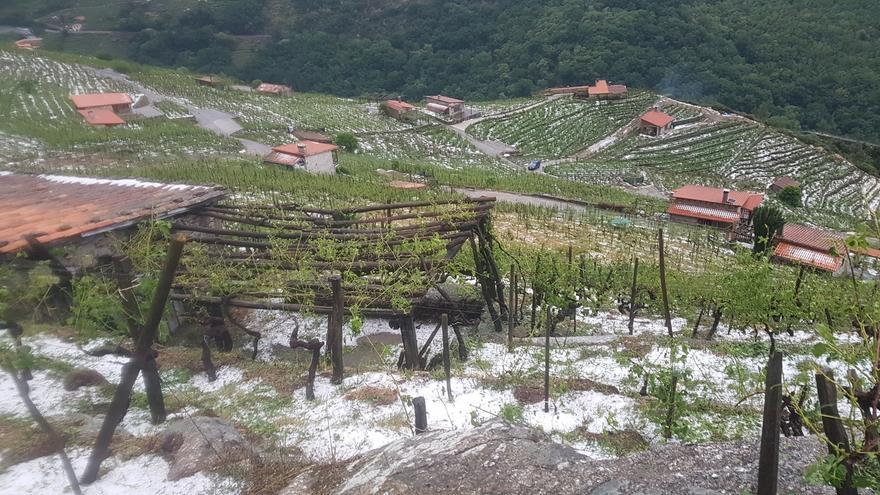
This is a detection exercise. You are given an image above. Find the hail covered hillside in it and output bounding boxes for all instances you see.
[0,9,879,495]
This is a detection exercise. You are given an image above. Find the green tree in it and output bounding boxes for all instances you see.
[777,186,802,208]
[752,205,785,255]
[334,132,358,153]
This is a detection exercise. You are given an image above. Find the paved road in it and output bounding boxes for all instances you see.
[92,67,265,155]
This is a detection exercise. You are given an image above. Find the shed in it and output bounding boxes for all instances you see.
[383,100,416,120]
[264,140,340,174]
[667,184,764,232]
[769,176,800,193]
[291,130,333,144]
[639,110,675,136]
[256,83,293,97]
[76,108,125,127]
[424,95,465,121]
[196,76,219,87]
[14,38,42,50]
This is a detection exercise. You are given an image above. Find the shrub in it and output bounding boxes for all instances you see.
[334,132,358,152]
[777,185,802,207]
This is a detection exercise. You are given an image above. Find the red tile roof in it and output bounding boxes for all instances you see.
[640,110,675,128]
[291,130,332,144]
[774,242,843,272]
[385,100,415,112]
[608,84,628,94]
[667,203,740,224]
[426,95,464,105]
[671,185,764,211]
[69,93,132,110]
[388,180,426,190]
[272,140,339,157]
[77,108,125,126]
[588,79,610,95]
[776,223,844,253]
[0,172,225,255]
[772,176,800,189]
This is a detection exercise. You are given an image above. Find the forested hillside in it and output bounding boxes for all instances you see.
[3,0,880,142]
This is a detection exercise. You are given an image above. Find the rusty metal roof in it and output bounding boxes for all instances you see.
[0,172,226,254]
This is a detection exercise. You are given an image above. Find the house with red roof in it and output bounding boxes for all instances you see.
[256,83,293,96]
[667,185,764,233]
[772,224,845,273]
[15,38,42,50]
[639,109,675,136]
[263,140,339,174]
[69,93,133,126]
[424,95,465,121]
[585,79,628,100]
[383,99,416,120]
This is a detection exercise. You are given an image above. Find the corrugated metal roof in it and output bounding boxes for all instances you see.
[668,203,740,223]
[69,93,132,109]
[0,172,225,254]
[774,242,843,272]
[777,223,843,252]
[426,95,464,105]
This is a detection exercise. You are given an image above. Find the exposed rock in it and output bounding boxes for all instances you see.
[62,368,109,391]
[158,416,254,481]
[288,420,838,495]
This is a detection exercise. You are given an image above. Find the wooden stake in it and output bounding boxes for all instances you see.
[757,351,783,495]
[399,315,420,370]
[544,307,551,413]
[815,370,858,495]
[413,396,427,434]
[508,264,515,352]
[442,314,452,402]
[329,275,344,384]
[82,235,185,485]
[628,257,639,335]
[658,229,673,338]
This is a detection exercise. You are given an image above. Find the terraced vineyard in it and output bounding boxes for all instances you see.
[358,126,504,169]
[131,70,410,144]
[0,50,240,157]
[548,119,880,226]
[467,92,657,158]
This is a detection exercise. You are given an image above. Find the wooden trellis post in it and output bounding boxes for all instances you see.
[82,234,186,484]
[628,256,639,335]
[658,229,673,338]
[757,351,783,495]
[508,264,515,352]
[442,314,452,402]
[328,275,344,384]
[815,370,858,495]
[544,307,551,413]
[413,396,427,434]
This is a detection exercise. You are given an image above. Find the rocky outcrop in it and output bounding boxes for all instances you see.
[62,368,109,391]
[286,421,836,495]
[158,416,254,481]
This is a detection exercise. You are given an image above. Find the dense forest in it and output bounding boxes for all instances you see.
[3,0,880,142]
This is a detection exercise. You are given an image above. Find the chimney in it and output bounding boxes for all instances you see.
[297,143,307,155]
[722,189,730,203]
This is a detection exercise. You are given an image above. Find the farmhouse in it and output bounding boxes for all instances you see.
[256,83,293,96]
[772,223,845,273]
[585,79,628,99]
[69,93,133,126]
[667,185,764,231]
[639,109,675,136]
[0,171,226,258]
[14,38,42,50]
[769,176,800,193]
[544,85,591,96]
[264,140,339,174]
[69,93,133,114]
[424,95,465,121]
[383,99,416,120]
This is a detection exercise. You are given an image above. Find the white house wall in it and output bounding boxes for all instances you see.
[306,152,336,174]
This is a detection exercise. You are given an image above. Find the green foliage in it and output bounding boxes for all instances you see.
[776,186,802,208]
[334,132,358,153]
[751,205,785,255]
[499,403,525,423]
[66,274,128,339]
